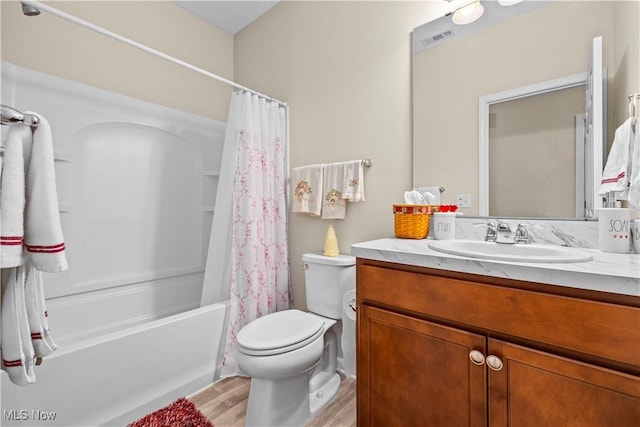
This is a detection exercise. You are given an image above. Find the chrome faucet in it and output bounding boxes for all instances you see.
[495,221,537,244]
[475,220,536,244]
[514,223,535,244]
[474,221,497,242]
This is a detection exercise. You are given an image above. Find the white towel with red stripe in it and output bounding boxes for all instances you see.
[24,266,57,357]
[599,118,634,199]
[0,125,28,268]
[1,264,59,386]
[22,112,68,272]
[0,112,65,385]
[628,120,640,209]
[1,267,36,385]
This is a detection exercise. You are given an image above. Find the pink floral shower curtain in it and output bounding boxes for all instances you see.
[216,91,291,377]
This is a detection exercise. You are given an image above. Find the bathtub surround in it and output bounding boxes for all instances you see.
[204,91,291,378]
[0,62,228,425]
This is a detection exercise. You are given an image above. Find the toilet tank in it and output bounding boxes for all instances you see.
[303,253,356,319]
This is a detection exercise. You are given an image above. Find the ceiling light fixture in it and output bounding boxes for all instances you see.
[452,1,484,25]
[498,0,522,5]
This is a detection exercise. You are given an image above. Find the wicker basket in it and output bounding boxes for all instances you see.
[393,204,437,239]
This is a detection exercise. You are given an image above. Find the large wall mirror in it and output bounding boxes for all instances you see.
[412,1,639,219]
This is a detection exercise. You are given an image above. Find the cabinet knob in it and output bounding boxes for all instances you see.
[468,350,485,366]
[486,355,503,371]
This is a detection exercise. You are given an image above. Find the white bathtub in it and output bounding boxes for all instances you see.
[1,301,228,426]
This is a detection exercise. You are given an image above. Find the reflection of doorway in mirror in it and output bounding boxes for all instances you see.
[489,85,585,218]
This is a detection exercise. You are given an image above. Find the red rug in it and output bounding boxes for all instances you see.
[129,398,213,427]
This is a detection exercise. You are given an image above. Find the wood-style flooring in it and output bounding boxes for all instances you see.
[188,375,356,427]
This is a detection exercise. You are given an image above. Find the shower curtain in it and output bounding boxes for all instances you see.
[202,90,291,376]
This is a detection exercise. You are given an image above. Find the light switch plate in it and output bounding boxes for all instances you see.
[457,194,471,208]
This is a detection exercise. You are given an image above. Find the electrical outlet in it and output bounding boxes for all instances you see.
[457,194,471,208]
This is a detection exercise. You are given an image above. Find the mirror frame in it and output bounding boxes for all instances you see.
[478,72,605,218]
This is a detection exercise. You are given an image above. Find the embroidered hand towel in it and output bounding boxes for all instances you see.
[292,164,323,216]
[322,163,347,219]
[22,112,68,273]
[599,118,634,199]
[341,160,365,202]
[0,125,28,268]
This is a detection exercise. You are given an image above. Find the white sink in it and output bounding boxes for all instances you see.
[428,240,593,263]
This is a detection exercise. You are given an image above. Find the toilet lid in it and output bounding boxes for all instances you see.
[236,309,325,356]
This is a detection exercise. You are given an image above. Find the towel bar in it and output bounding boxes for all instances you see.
[1,104,40,127]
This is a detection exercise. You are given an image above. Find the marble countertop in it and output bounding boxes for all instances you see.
[351,238,640,297]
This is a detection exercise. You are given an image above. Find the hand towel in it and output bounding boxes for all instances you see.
[22,112,68,273]
[341,160,365,202]
[292,164,323,216]
[0,125,28,268]
[24,265,57,357]
[322,163,347,219]
[1,267,36,385]
[627,122,640,209]
[599,118,634,199]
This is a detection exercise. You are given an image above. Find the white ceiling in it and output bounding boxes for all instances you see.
[173,1,280,35]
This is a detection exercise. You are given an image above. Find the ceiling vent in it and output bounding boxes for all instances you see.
[420,29,455,48]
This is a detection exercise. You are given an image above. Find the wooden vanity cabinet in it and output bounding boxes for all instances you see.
[356,259,640,427]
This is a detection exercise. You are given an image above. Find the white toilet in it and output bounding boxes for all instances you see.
[236,253,356,427]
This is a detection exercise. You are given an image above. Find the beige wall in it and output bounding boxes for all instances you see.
[613,0,640,129]
[234,1,435,309]
[412,1,617,216]
[1,0,234,121]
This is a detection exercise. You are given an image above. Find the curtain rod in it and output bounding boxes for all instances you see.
[20,1,288,108]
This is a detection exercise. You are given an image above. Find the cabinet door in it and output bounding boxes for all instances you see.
[358,305,487,427]
[488,339,640,427]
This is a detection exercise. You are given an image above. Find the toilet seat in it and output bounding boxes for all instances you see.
[237,309,325,356]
